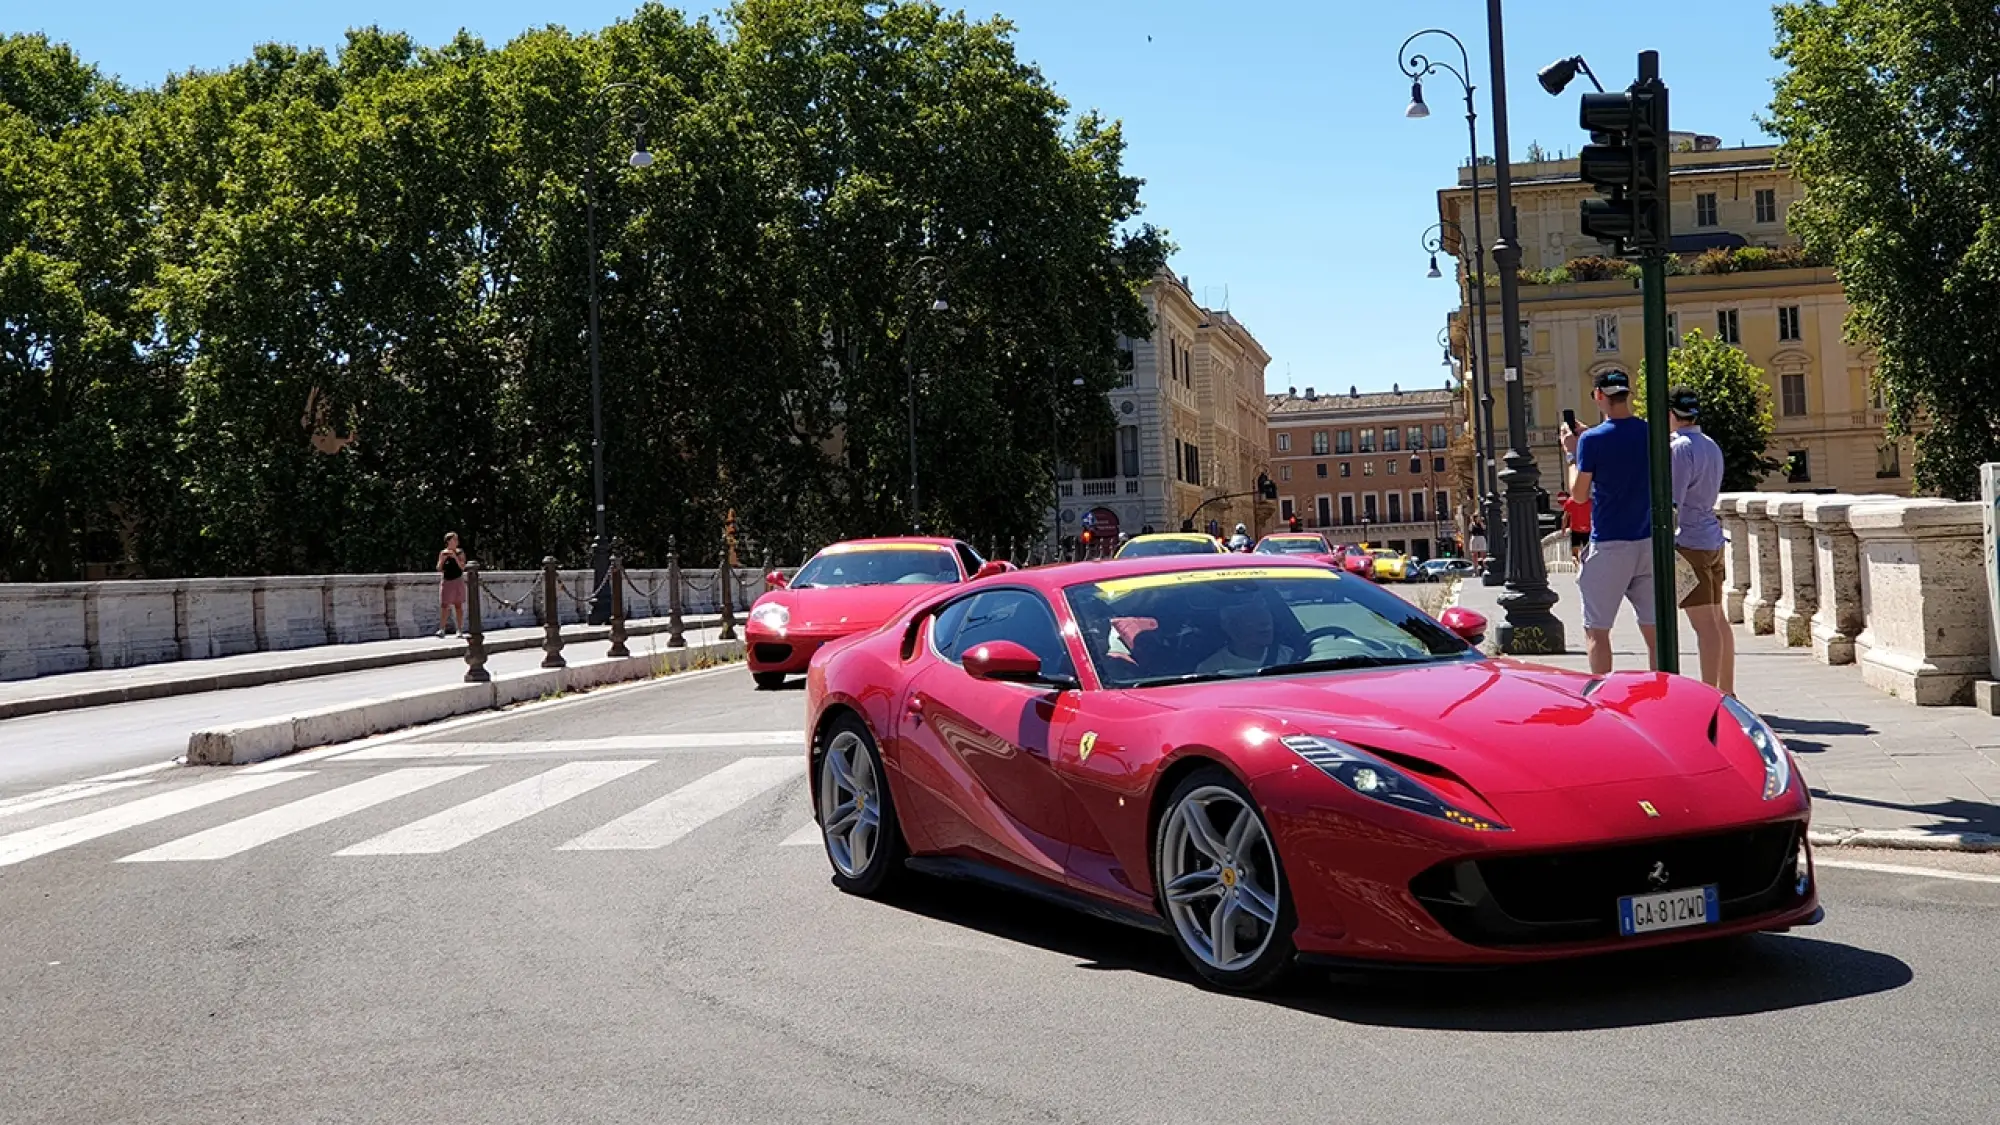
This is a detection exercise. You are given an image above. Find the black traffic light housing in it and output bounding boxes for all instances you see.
[1257,472,1277,501]
[1576,69,1669,255]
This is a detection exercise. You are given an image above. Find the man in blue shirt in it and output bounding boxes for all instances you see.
[1668,386,1733,693]
[1559,369,1656,674]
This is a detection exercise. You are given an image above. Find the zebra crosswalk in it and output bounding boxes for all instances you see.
[0,732,829,871]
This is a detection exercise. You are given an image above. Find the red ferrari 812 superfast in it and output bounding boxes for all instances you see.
[801,554,1819,991]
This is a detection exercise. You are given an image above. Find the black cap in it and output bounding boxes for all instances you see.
[1593,369,1632,395]
[1668,385,1700,418]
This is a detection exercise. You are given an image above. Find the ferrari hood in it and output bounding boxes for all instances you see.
[1162,659,1730,795]
[756,582,947,632]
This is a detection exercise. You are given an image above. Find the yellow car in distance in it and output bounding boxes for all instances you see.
[1369,548,1410,582]
[1115,533,1229,560]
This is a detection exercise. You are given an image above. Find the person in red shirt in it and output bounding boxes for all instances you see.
[1557,490,1592,564]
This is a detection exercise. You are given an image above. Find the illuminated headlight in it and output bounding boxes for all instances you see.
[1282,735,1507,832]
[748,603,790,632]
[1722,696,1793,799]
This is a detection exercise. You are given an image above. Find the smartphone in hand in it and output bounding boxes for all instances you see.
[1561,408,1579,434]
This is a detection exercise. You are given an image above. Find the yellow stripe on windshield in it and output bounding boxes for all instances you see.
[1090,566,1338,597]
[820,542,950,555]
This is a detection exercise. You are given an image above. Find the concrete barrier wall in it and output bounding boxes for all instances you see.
[0,566,785,683]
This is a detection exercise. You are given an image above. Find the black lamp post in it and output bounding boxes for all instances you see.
[1050,370,1084,558]
[900,255,949,534]
[1402,27,1507,585]
[582,81,655,624]
[1481,0,1564,654]
[1421,219,1498,552]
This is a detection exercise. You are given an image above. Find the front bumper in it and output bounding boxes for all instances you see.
[744,626,845,674]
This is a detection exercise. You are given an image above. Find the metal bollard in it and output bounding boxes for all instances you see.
[718,535,738,642]
[607,554,630,658]
[540,556,566,669]
[666,537,687,648]
[463,562,491,683]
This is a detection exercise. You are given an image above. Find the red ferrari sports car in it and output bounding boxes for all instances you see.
[802,554,1818,991]
[745,537,1008,689]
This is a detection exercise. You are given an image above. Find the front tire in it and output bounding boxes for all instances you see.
[753,671,787,690]
[815,715,906,896]
[1154,768,1296,992]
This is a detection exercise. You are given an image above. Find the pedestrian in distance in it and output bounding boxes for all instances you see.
[436,531,468,638]
[1467,519,1487,572]
[1560,369,1658,675]
[1557,488,1592,565]
[1667,386,1735,695]
[1228,523,1251,552]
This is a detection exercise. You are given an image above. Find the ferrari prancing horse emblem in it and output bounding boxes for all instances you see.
[1078,731,1097,763]
[1639,800,1660,818]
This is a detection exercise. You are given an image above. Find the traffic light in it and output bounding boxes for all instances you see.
[1288,516,1301,533]
[1577,79,1668,255]
[1257,472,1276,501]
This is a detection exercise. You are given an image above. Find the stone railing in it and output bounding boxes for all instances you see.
[1717,486,1996,707]
[1542,528,1577,573]
[0,566,774,682]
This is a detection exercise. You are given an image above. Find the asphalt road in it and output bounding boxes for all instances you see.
[0,628,719,794]
[2,665,1995,1124]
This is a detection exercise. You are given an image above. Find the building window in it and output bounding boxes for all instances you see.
[1388,494,1403,523]
[1755,188,1777,224]
[1431,423,1449,448]
[1595,314,1620,353]
[1384,428,1401,452]
[1871,379,1885,410]
[1275,432,1291,453]
[1786,449,1810,483]
[1432,456,1446,473]
[1519,319,1533,356]
[1280,497,1295,520]
[1436,490,1449,519]
[1168,336,1177,382]
[1363,461,1376,476]
[1408,426,1424,450]
[1279,465,1292,482]
[1716,308,1740,344]
[1317,496,1333,527]
[1876,442,1901,479]
[1311,430,1329,455]
[1316,463,1328,479]
[1363,494,1379,520]
[1387,459,1399,476]
[1182,442,1202,485]
[1358,429,1375,453]
[1666,311,1680,349]
[1781,372,1807,416]
[1172,438,1182,481]
[1778,305,1802,342]
[1407,455,1421,474]
[1696,192,1718,227]
[1334,430,1352,455]
[1411,491,1426,522]
[1338,462,1350,478]
[1337,495,1353,525]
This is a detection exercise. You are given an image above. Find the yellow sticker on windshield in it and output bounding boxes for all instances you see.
[820,542,950,555]
[1090,566,1337,597]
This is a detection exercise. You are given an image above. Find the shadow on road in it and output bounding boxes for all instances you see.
[883,873,1912,1031]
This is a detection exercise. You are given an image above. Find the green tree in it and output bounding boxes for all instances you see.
[1634,328,1780,491]
[1767,0,2000,499]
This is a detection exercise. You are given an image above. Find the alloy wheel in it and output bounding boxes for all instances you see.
[1159,785,1282,973]
[818,729,882,878]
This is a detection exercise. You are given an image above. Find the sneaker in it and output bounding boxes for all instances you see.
[434,628,447,638]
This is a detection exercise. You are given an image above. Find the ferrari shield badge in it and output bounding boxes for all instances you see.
[1639,800,1660,818]
[1078,731,1097,763]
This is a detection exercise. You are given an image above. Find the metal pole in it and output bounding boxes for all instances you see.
[584,160,612,625]
[906,348,920,534]
[1464,93,1507,585]
[1638,50,1679,673]
[1485,0,1565,654]
[463,562,491,684]
[540,556,567,669]
[607,553,630,658]
[666,535,686,649]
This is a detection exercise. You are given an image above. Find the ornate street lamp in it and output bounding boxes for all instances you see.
[900,255,950,534]
[1400,27,1507,585]
[1422,218,1498,545]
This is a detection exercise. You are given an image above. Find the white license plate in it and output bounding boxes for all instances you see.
[1618,885,1719,936]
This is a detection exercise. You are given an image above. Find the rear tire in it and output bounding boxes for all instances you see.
[1154,767,1297,992]
[816,714,907,897]
[753,671,787,690]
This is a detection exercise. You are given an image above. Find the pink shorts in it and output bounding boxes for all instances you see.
[440,577,467,606]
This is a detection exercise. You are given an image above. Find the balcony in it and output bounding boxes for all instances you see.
[1059,477,1144,499]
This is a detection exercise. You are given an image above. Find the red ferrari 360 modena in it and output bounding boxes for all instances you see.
[745,537,1009,690]
[801,554,1819,991]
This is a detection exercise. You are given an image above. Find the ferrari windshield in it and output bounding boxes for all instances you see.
[1062,565,1475,688]
[1118,536,1221,559]
[1254,537,1329,555]
[789,546,961,588]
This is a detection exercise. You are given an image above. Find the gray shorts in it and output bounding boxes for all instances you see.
[1578,538,1656,631]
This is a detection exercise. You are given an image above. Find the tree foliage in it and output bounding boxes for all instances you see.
[1767,0,2000,499]
[0,1,1166,578]
[1634,328,1781,492]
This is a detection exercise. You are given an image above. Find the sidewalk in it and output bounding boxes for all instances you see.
[0,614,716,720]
[1454,576,2000,845]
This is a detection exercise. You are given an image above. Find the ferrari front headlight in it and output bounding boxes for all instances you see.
[748,603,790,631]
[1722,696,1793,799]
[1283,735,1507,831]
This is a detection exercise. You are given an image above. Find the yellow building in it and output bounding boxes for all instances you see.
[1437,142,1909,495]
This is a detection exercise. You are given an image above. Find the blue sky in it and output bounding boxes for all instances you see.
[28,0,1792,394]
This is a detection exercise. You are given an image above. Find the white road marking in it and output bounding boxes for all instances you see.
[335,761,654,856]
[780,820,823,847]
[0,761,179,813]
[338,731,806,761]
[1815,857,2000,885]
[0,780,150,822]
[119,767,484,862]
[558,758,802,851]
[0,773,307,867]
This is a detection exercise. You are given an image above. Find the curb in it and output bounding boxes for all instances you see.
[0,616,721,722]
[185,638,744,766]
[1808,827,2000,853]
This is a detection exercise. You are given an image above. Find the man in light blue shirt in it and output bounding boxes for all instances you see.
[1668,386,1733,693]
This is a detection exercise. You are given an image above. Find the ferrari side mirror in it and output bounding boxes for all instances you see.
[1439,607,1488,646]
[766,570,789,589]
[972,560,1015,580]
[963,640,1065,686]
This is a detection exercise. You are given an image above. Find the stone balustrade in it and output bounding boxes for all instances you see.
[0,567,775,682]
[1713,486,1997,708]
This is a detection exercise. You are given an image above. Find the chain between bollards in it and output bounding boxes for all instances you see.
[717,532,738,642]
[666,536,687,648]
[607,553,630,659]
[463,561,491,683]
[540,556,566,669]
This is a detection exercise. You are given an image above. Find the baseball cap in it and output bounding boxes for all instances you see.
[1668,385,1700,418]
[1593,369,1632,395]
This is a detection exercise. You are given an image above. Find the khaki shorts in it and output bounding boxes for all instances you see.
[1677,546,1725,609]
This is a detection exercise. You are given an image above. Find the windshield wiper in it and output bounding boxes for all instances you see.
[1252,655,1442,677]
